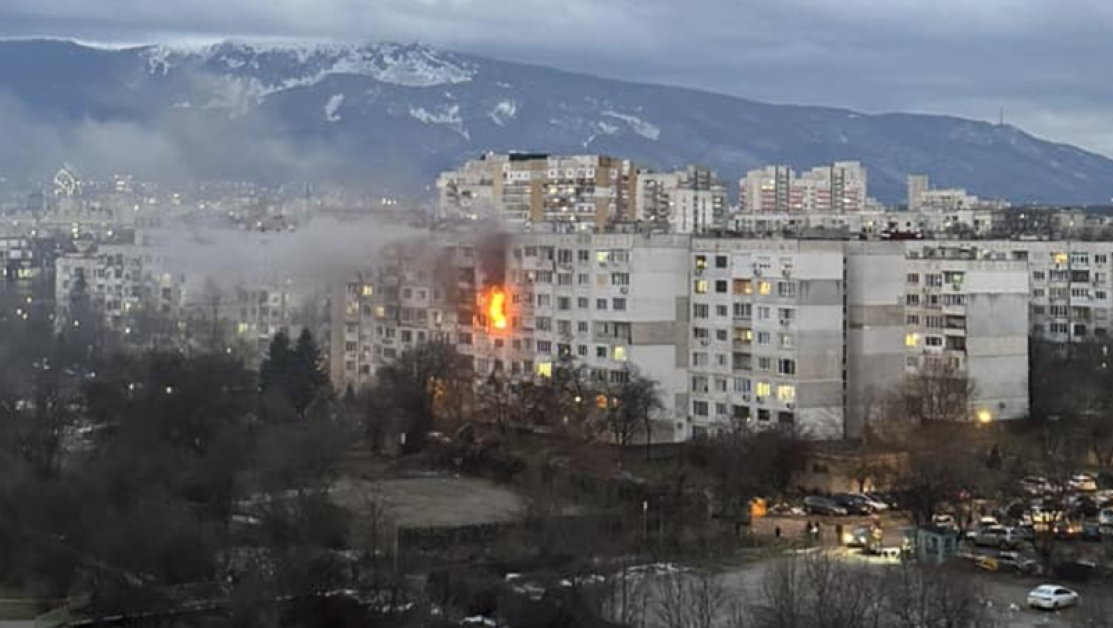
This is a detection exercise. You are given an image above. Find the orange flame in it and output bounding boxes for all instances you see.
[485,287,509,331]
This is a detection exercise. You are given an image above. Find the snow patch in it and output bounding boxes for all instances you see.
[324,94,344,122]
[601,110,660,141]
[488,100,519,126]
[139,42,478,96]
[409,104,470,140]
[496,81,512,89]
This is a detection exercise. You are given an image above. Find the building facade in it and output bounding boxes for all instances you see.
[740,162,869,214]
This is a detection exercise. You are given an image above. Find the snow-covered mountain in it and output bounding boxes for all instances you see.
[1,38,1112,204]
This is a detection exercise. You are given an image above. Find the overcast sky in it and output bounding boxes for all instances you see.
[3,0,1112,158]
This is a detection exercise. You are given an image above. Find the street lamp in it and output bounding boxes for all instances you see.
[976,409,993,425]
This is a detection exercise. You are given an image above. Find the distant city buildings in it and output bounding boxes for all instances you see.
[740,161,869,214]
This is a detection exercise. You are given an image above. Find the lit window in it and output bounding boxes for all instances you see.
[755,382,772,398]
[536,361,553,378]
[1053,252,1068,265]
[695,280,709,294]
[905,333,920,348]
[758,281,772,296]
[374,306,386,318]
[613,346,627,361]
[777,385,796,402]
[695,255,707,271]
[237,322,250,335]
[361,284,373,297]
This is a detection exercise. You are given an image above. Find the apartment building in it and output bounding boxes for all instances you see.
[635,166,727,233]
[436,153,639,226]
[903,243,1030,422]
[54,237,181,333]
[907,174,1004,213]
[332,228,693,440]
[740,162,869,214]
[686,239,847,439]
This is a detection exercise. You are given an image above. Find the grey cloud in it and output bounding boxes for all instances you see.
[2,0,1112,156]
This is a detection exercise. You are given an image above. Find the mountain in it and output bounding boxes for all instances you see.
[0,38,1111,204]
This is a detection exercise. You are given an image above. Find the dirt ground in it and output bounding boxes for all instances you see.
[331,473,526,528]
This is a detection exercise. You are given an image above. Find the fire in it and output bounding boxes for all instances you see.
[483,286,509,331]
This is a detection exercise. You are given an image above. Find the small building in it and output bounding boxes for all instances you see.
[909,526,960,565]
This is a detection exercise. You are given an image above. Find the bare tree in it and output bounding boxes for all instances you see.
[651,569,725,628]
[899,357,977,424]
[884,563,990,628]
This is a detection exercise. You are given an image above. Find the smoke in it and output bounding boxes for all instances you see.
[477,230,510,287]
[149,216,422,295]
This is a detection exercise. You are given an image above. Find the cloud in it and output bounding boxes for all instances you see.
[1,0,1112,156]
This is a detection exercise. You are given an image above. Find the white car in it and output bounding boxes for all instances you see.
[1027,584,1079,611]
[1070,474,1098,492]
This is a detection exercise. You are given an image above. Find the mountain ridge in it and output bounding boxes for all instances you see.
[0,38,1110,204]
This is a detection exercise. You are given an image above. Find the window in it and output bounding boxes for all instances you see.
[694,255,707,271]
[558,297,571,311]
[578,249,590,262]
[693,400,709,417]
[1097,254,1109,265]
[734,279,753,295]
[577,297,589,309]
[778,282,796,297]
[905,333,920,347]
[734,303,752,319]
[758,281,772,296]
[693,352,709,366]
[778,308,795,322]
[536,361,553,378]
[755,382,772,398]
[776,385,796,403]
[758,306,771,320]
[734,378,752,393]
[906,294,920,306]
[558,320,572,335]
[578,321,589,333]
[925,274,943,287]
[537,340,553,353]
[695,279,709,294]
[693,303,710,319]
[577,345,587,357]
[694,327,710,340]
[612,298,627,311]
[611,272,630,285]
[578,273,590,285]
[758,409,771,422]
[713,280,727,294]
[558,273,573,286]
[757,357,772,371]
[778,359,796,375]
[1033,271,1046,281]
[906,273,919,284]
[757,331,771,345]
[925,336,943,347]
[716,305,729,317]
[715,255,728,269]
[779,333,794,349]
[596,298,608,310]
[1050,322,1069,334]
[906,314,920,325]
[716,329,728,342]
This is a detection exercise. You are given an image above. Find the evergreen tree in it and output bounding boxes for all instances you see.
[259,329,329,418]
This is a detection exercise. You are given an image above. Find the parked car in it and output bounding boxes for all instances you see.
[1081,521,1103,542]
[973,526,1019,549]
[855,494,890,512]
[932,514,958,531]
[1021,476,1055,496]
[1099,508,1113,526]
[1054,520,1081,540]
[1070,474,1098,493]
[1027,584,1079,610]
[804,496,848,516]
[997,551,1041,575]
[832,493,874,515]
